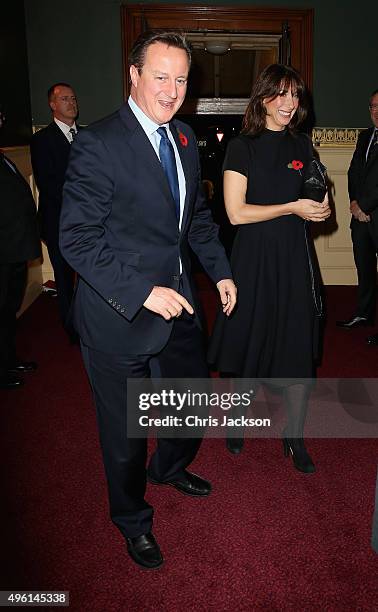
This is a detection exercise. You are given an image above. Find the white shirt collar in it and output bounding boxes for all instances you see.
[128,96,170,137]
[54,117,77,136]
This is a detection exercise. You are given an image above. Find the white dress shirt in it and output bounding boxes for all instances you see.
[54,118,78,143]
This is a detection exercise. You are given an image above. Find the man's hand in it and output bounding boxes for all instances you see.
[216,279,237,316]
[350,200,370,222]
[358,211,371,222]
[143,286,194,321]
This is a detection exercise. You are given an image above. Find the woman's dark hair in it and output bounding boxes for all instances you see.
[242,64,307,136]
[128,30,192,74]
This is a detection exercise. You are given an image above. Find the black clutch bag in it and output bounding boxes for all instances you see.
[302,158,327,202]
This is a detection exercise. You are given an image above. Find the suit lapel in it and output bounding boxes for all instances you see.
[1,152,23,181]
[119,105,178,221]
[365,127,377,167]
[367,136,378,169]
[50,121,73,152]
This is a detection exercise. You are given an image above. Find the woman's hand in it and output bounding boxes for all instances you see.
[291,194,331,222]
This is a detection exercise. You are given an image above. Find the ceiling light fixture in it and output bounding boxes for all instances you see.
[205,40,231,55]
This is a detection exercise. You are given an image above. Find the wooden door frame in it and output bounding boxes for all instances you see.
[121,4,313,103]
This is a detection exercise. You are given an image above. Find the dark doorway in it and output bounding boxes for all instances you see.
[180,114,243,255]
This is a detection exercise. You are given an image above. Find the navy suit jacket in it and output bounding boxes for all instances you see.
[59,104,232,355]
[31,121,72,242]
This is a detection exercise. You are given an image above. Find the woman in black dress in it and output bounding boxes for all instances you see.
[208,64,330,473]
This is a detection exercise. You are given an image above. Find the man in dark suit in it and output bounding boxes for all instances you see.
[60,31,236,569]
[337,89,378,335]
[30,82,78,339]
[0,110,40,389]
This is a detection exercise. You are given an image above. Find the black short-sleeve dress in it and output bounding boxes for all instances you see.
[208,128,319,378]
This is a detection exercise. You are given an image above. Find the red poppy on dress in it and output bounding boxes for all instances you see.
[178,131,188,147]
[290,160,304,170]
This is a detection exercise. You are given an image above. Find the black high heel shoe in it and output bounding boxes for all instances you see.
[226,437,244,455]
[282,437,315,473]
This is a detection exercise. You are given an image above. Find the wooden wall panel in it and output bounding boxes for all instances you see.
[315,147,356,285]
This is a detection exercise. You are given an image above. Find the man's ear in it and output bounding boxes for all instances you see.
[130,65,139,88]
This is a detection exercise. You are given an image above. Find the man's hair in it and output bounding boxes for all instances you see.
[47,82,73,103]
[369,89,378,105]
[242,63,307,137]
[128,30,191,74]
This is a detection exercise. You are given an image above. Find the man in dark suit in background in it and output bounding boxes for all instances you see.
[60,31,236,569]
[0,109,40,389]
[337,89,378,338]
[30,83,78,339]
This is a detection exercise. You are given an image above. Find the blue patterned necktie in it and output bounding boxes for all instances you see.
[157,127,180,221]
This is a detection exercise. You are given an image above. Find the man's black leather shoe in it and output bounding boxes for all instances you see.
[367,333,378,345]
[126,532,163,569]
[0,373,24,389]
[8,361,37,374]
[336,316,372,329]
[148,470,211,497]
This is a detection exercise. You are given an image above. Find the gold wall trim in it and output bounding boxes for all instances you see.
[312,127,365,147]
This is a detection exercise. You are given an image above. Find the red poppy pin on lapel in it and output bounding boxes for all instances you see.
[178,131,188,147]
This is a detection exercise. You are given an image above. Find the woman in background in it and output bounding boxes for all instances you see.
[208,64,330,473]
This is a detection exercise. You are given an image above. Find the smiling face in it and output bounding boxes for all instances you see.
[130,41,189,125]
[263,84,299,131]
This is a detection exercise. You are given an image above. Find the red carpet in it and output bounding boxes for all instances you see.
[1,281,378,610]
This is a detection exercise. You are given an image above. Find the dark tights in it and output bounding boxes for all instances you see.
[222,376,312,439]
[283,383,311,438]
